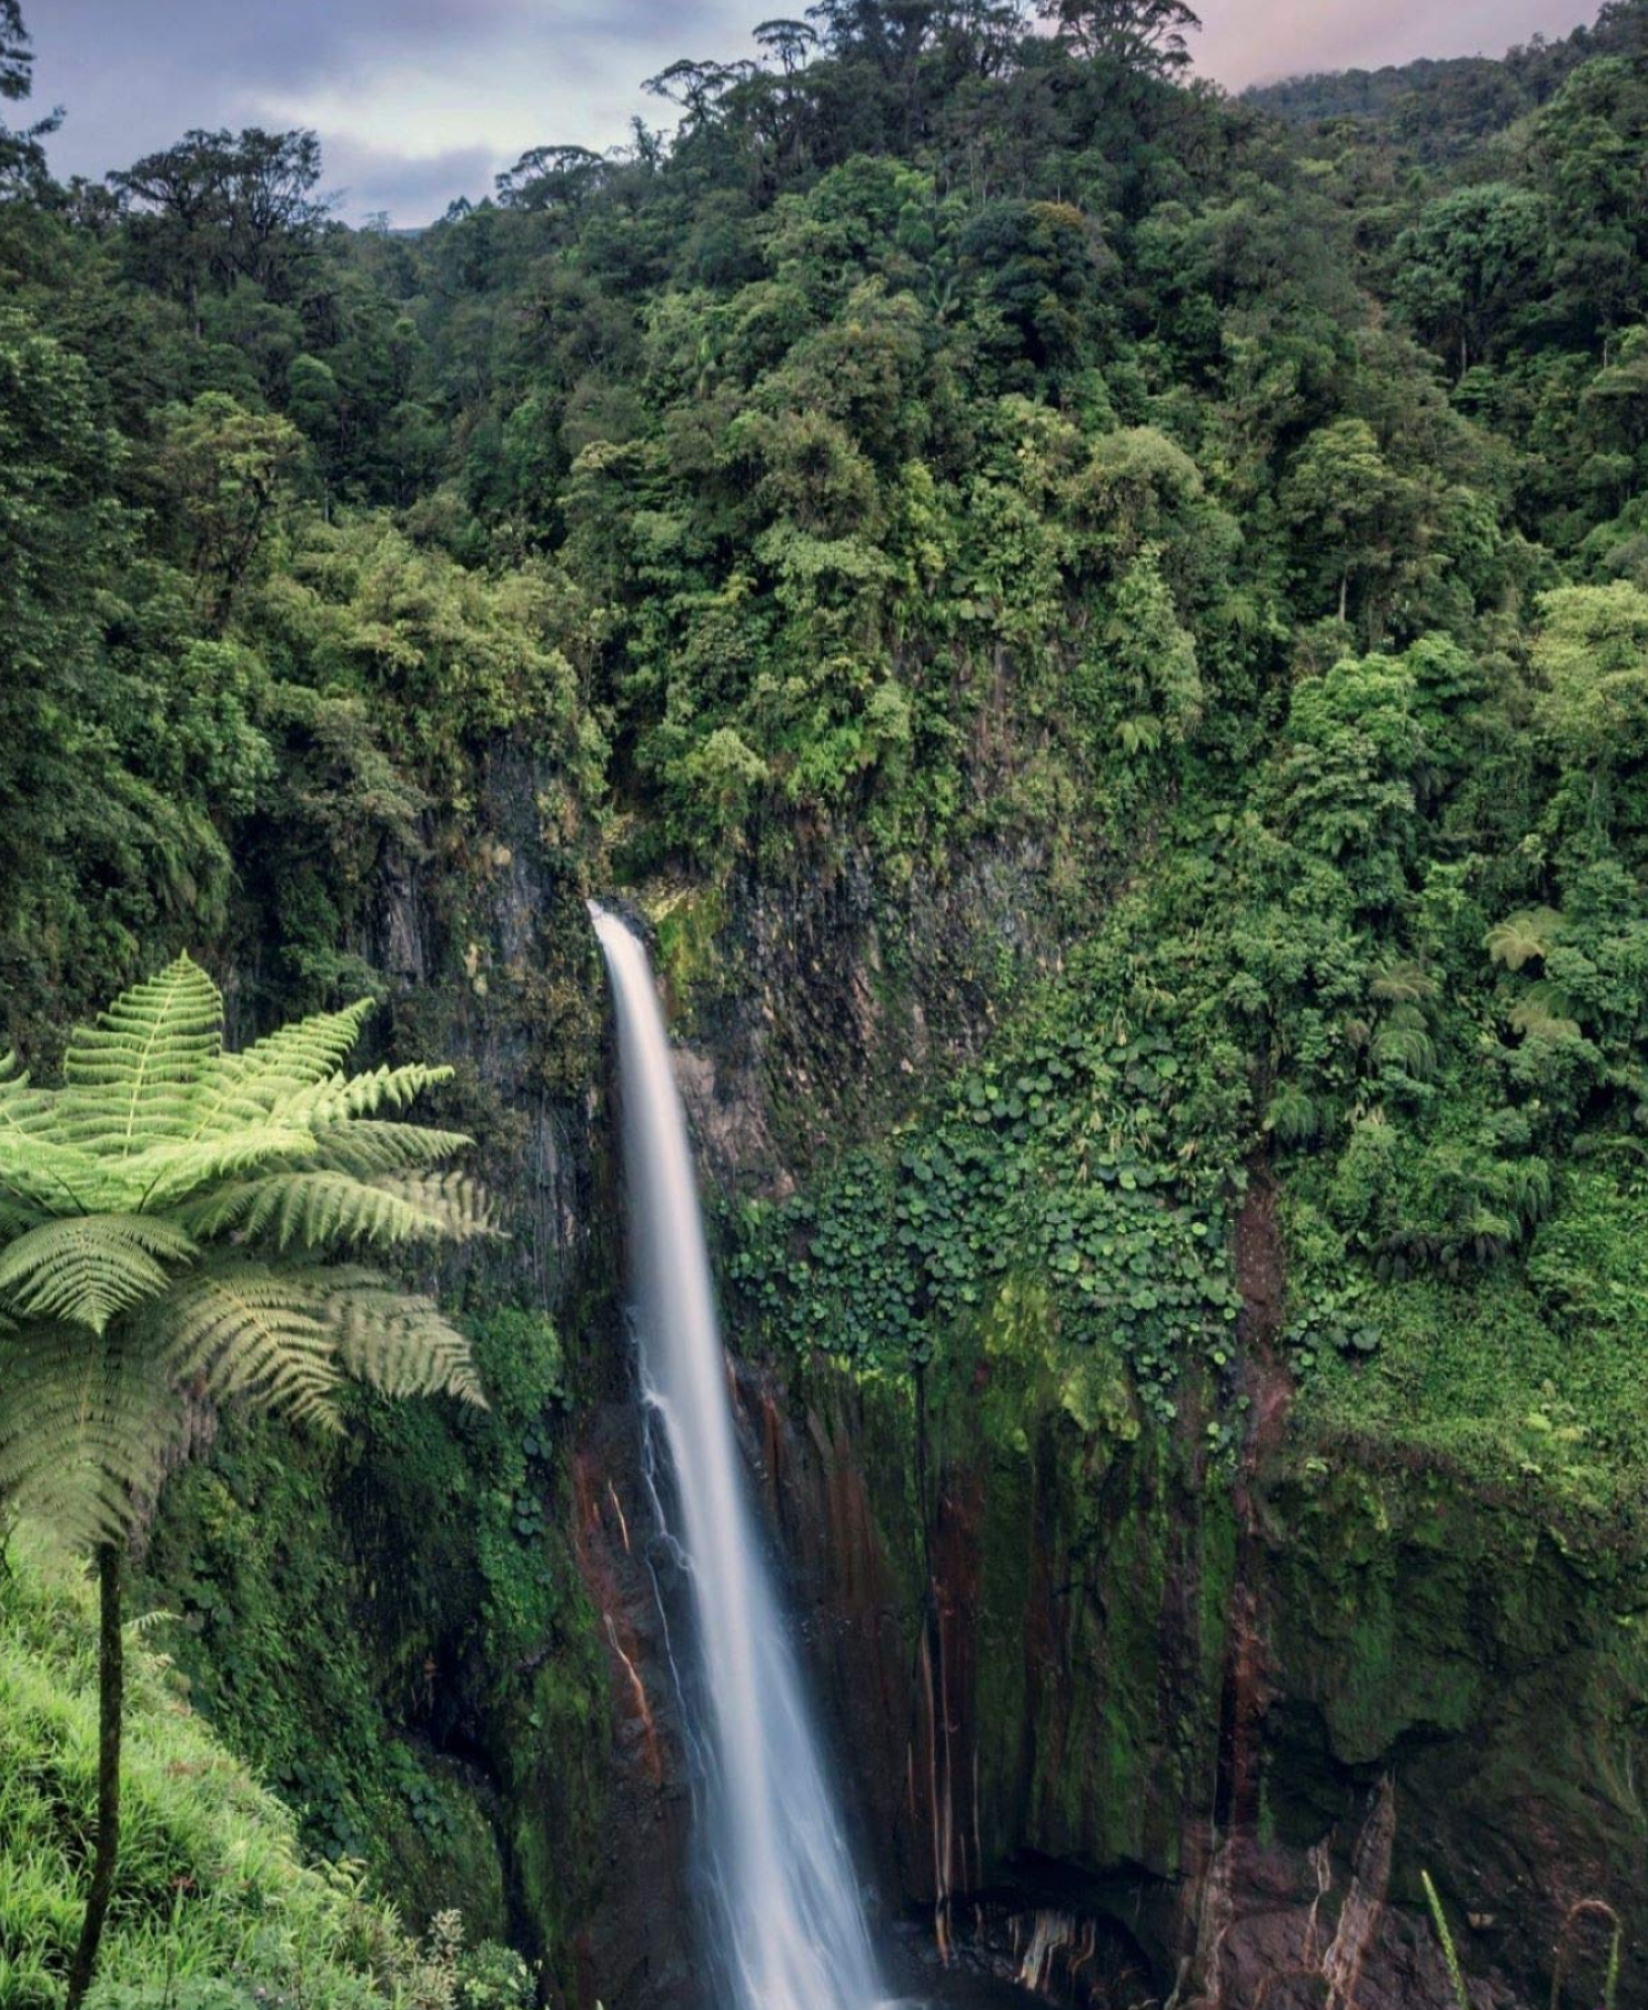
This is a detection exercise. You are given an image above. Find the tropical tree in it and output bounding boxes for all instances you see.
[0,955,491,2007]
[1037,0,1202,73]
[0,0,56,190]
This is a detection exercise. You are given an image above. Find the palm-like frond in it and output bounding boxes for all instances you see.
[1266,1084,1320,1144]
[175,999,377,1144]
[124,1123,322,1211]
[308,1120,473,1177]
[0,1216,198,1334]
[0,1052,55,1138]
[0,956,489,1548]
[0,1327,179,1546]
[277,1062,457,1127]
[1485,906,1565,972]
[0,1189,44,1239]
[327,1269,486,1406]
[174,1171,495,1251]
[151,1264,342,1425]
[1509,982,1583,1041]
[0,1132,123,1217]
[1372,1004,1437,1079]
[58,956,223,1155]
[1369,959,1436,1004]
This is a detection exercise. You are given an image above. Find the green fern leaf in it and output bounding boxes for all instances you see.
[126,1123,322,1210]
[1485,906,1564,972]
[1369,960,1435,1004]
[308,1121,474,1177]
[0,1327,179,1545]
[1372,1023,1437,1078]
[0,960,488,1549]
[175,1170,494,1250]
[0,1186,47,1239]
[152,1264,342,1425]
[0,1215,198,1334]
[59,955,224,1155]
[0,1133,123,1216]
[0,1052,55,1139]
[1266,1084,1320,1144]
[1508,982,1582,1041]
[326,1269,486,1406]
[277,1062,456,1127]
[177,999,376,1143]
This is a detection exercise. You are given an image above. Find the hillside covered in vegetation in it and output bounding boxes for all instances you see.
[5,0,1648,2004]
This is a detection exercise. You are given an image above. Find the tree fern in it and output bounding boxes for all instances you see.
[1369,958,1436,1003]
[1486,905,1565,972]
[1266,1083,1321,1144]
[0,953,495,2005]
[0,1216,197,1333]
[1508,982,1582,1042]
[0,953,490,1541]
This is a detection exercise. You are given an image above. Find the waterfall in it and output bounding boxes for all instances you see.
[591,905,887,2010]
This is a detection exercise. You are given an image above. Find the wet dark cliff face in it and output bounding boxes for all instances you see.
[575,1308,1648,2010]
[560,858,1648,2010]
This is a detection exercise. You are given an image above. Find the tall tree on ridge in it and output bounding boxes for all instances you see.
[1039,0,1201,73]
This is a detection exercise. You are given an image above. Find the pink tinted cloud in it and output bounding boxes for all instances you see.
[1195,0,1600,89]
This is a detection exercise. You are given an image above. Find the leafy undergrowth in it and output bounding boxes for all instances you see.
[726,988,1243,1428]
[0,1529,532,2010]
[1294,1170,1648,1535]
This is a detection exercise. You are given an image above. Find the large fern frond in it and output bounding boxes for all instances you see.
[308,1120,474,1177]
[1266,1083,1320,1144]
[173,1171,495,1251]
[175,999,377,1143]
[124,1123,322,1211]
[0,960,489,1548]
[0,1133,124,1216]
[0,1216,198,1334]
[1369,960,1436,1004]
[1509,982,1583,1041]
[0,1052,55,1139]
[0,1189,46,1239]
[325,1268,486,1406]
[58,955,224,1155]
[0,1327,180,1545]
[275,1062,456,1127]
[150,1264,342,1425]
[1485,907,1564,972]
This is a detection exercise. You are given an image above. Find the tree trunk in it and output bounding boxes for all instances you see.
[66,1544,123,2010]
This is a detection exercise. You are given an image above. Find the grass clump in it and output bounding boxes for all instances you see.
[0,1528,530,2009]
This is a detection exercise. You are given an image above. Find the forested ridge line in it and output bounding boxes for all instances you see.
[5,0,1648,1487]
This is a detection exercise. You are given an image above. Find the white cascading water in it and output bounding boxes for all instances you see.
[591,904,888,2010]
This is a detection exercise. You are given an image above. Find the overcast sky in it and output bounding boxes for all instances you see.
[29,0,1602,225]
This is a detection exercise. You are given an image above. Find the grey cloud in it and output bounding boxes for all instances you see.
[34,0,757,215]
[319,136,502,219]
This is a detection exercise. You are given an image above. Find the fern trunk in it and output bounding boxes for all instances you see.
[66,1543,123,2010]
